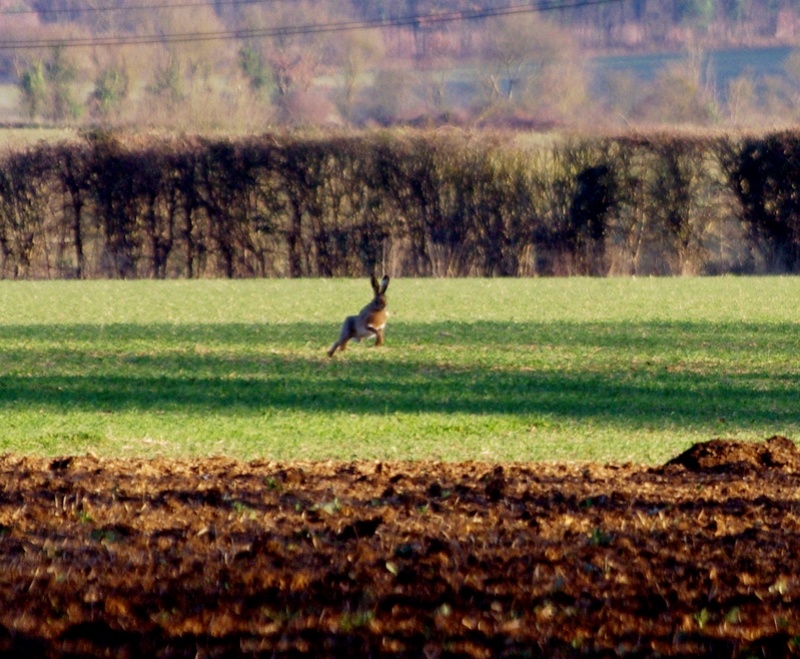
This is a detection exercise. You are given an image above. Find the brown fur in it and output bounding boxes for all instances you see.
[328,275,390,357]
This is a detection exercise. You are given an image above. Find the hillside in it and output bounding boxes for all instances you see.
[1,0,800,129]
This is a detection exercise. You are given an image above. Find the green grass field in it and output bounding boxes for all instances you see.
[0,277,796,464]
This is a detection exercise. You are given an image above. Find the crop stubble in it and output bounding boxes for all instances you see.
[0,437,799,657]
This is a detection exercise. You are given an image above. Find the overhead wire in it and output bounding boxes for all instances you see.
[0,0,628,49]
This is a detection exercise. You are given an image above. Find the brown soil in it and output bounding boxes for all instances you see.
[1,436,800,657]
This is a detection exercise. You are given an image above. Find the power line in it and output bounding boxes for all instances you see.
[0,0,627,49]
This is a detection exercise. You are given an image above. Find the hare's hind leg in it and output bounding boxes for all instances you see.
[328,317,356,357]
[328,334,351,357]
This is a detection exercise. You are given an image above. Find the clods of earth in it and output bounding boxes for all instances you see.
[1,436,799,657]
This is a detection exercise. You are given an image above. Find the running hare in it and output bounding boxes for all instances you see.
[328,275,390,357]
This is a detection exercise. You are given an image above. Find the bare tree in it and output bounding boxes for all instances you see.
[332,30,385,122]
[631,51,718,126]
[726,73,759,128]
[477,13,588,125]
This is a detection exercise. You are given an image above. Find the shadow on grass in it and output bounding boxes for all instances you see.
[0,321,796,430]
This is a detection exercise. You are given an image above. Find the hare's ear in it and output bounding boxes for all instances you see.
[371,274,380,294]
[379,275,390,294]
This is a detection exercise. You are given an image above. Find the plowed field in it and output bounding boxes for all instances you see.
[1,436,800,658]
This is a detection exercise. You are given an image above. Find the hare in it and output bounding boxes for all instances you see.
[328,275,390,357]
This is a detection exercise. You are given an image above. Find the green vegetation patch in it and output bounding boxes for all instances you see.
[0,278,796,463]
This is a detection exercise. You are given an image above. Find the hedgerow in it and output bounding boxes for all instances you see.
[0,129,797,278]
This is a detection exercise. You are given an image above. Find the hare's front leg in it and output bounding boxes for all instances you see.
[373,327,385,346]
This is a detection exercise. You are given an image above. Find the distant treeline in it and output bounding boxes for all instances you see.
[27,0,800,52]
[1,129,799,279]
